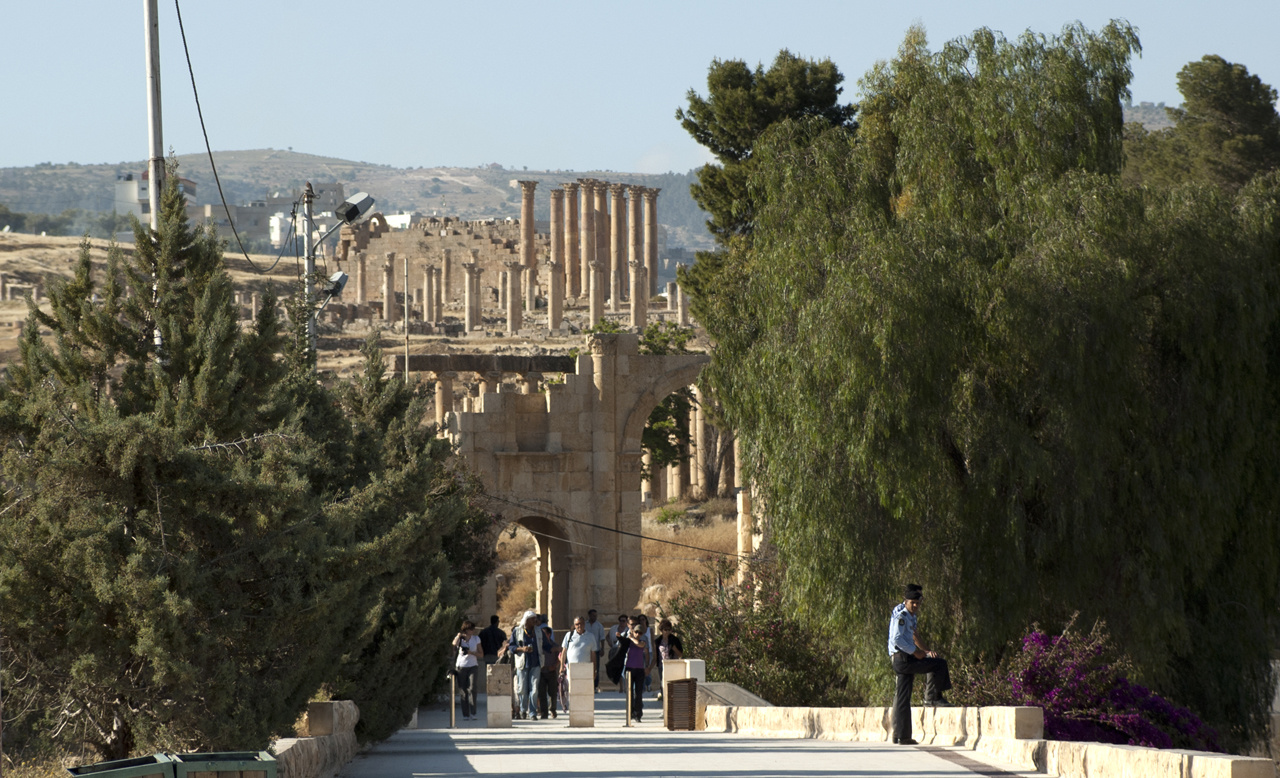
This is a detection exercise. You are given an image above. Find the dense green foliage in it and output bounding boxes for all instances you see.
[0,171,495,762]
[670,556,858,707]
[1124,55,1280,192]
[676,50,857,325]
[691,22,1280,748]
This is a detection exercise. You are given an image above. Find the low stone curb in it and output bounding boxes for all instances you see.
[702,704,1276,778]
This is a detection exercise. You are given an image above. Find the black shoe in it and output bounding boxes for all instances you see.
[540,713,548,719]
[925,696,953,707]
[894,738,919,745]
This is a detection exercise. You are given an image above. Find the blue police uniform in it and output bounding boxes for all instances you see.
[887,597,951,744]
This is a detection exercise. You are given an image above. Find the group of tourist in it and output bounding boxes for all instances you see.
[451,608,683,722]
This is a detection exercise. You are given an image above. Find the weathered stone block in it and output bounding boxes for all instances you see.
[567,662,593,680]
[974,736,1046,773]
[979,705,1043,740]
[1043,739,1088,778]
[487,664,513,696]
[569,708,594,728]
[305,700,359,737]
[487,699,512,728]
[1187,752,1277,778]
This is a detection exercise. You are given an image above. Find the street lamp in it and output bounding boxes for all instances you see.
[302,184,374,361]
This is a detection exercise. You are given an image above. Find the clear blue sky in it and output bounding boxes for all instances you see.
[5,0,1277,174]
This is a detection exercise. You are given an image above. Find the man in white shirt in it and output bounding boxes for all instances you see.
[559,616,600,711]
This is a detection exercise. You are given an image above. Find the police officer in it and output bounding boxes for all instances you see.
[888,583,952,745]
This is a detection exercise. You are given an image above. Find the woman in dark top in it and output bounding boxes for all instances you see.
[654,618,683,701]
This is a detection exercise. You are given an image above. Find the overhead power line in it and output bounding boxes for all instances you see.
[480,492,744,560]
[173,0,273,273]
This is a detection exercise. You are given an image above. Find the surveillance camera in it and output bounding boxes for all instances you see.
[336,192,375,224]
[326,271,348,297]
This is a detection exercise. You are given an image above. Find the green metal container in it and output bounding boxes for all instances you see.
[66,753,175,778]
[170,751,276,778]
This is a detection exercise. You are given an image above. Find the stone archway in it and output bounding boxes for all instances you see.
[427,333,709,626]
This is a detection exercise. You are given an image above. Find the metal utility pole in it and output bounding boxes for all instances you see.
[144,0,164,231]
[404,254,411,384]
[303,183,317,357]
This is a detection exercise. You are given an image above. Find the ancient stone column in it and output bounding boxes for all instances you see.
[251,291,261,319]
[595,182,611,299]
[521,372,542,395]
[550,188,565,277]
[432,267,443,323]
[641,450,654,509]
[667,281,678,310]
[735,437,753,584]
[693,385,708,500]
[588,260,604,328]
[609,183,627,312]
[643,187,660,297]
[427,262,437,321]
[463,262,482,333]
[382,253,398,323]
[688,391,702,499]
[498,270,507,310]
[519,180,538,312]
[480,370,502,397]
[548,261,564,331]
[676,268,689,326]
[628,260,647,329]
[355,252,367,305]
[442,248,454,302]
[578,180,595,303]
[628,187,643,310]
[563,182,581,298]
[505,260,524,334]
[435,371,456,429]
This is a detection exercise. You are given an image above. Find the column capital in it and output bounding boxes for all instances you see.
[462,261,480,276]
[641,187,661,201]
[629,259,643,270]
[504,259,524,272]
[518,180,538,194]
[562,181,580,193]
[437,370,458,380]
[589,260,603,270]
[609,182,628,197]
[550,188,565,201]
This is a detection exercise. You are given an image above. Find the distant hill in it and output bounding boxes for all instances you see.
[0,150,714,250]
[1124,101,1177,131]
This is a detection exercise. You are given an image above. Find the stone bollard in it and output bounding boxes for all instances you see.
[487,663,513,728]
[567,662,595,727]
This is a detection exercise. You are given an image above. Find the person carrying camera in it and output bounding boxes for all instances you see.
[452,620,483,721]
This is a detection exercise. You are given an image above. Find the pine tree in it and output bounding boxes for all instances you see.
[0,166,495,761]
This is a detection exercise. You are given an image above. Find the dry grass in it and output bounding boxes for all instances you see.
[637,507,739,618]
[494,524,538,627]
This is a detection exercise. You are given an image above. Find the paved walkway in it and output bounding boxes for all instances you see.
[339,692,1040,778]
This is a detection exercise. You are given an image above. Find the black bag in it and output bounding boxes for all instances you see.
[605,636,628,684]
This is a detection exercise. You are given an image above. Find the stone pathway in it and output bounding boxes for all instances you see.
[339,692,1041,778]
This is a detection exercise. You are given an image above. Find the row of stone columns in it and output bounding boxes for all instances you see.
[515,178,662,327]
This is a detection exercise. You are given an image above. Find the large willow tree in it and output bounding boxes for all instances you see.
[699,22,1280,747]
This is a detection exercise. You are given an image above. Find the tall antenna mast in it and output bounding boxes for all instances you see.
[144,0,164,231]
